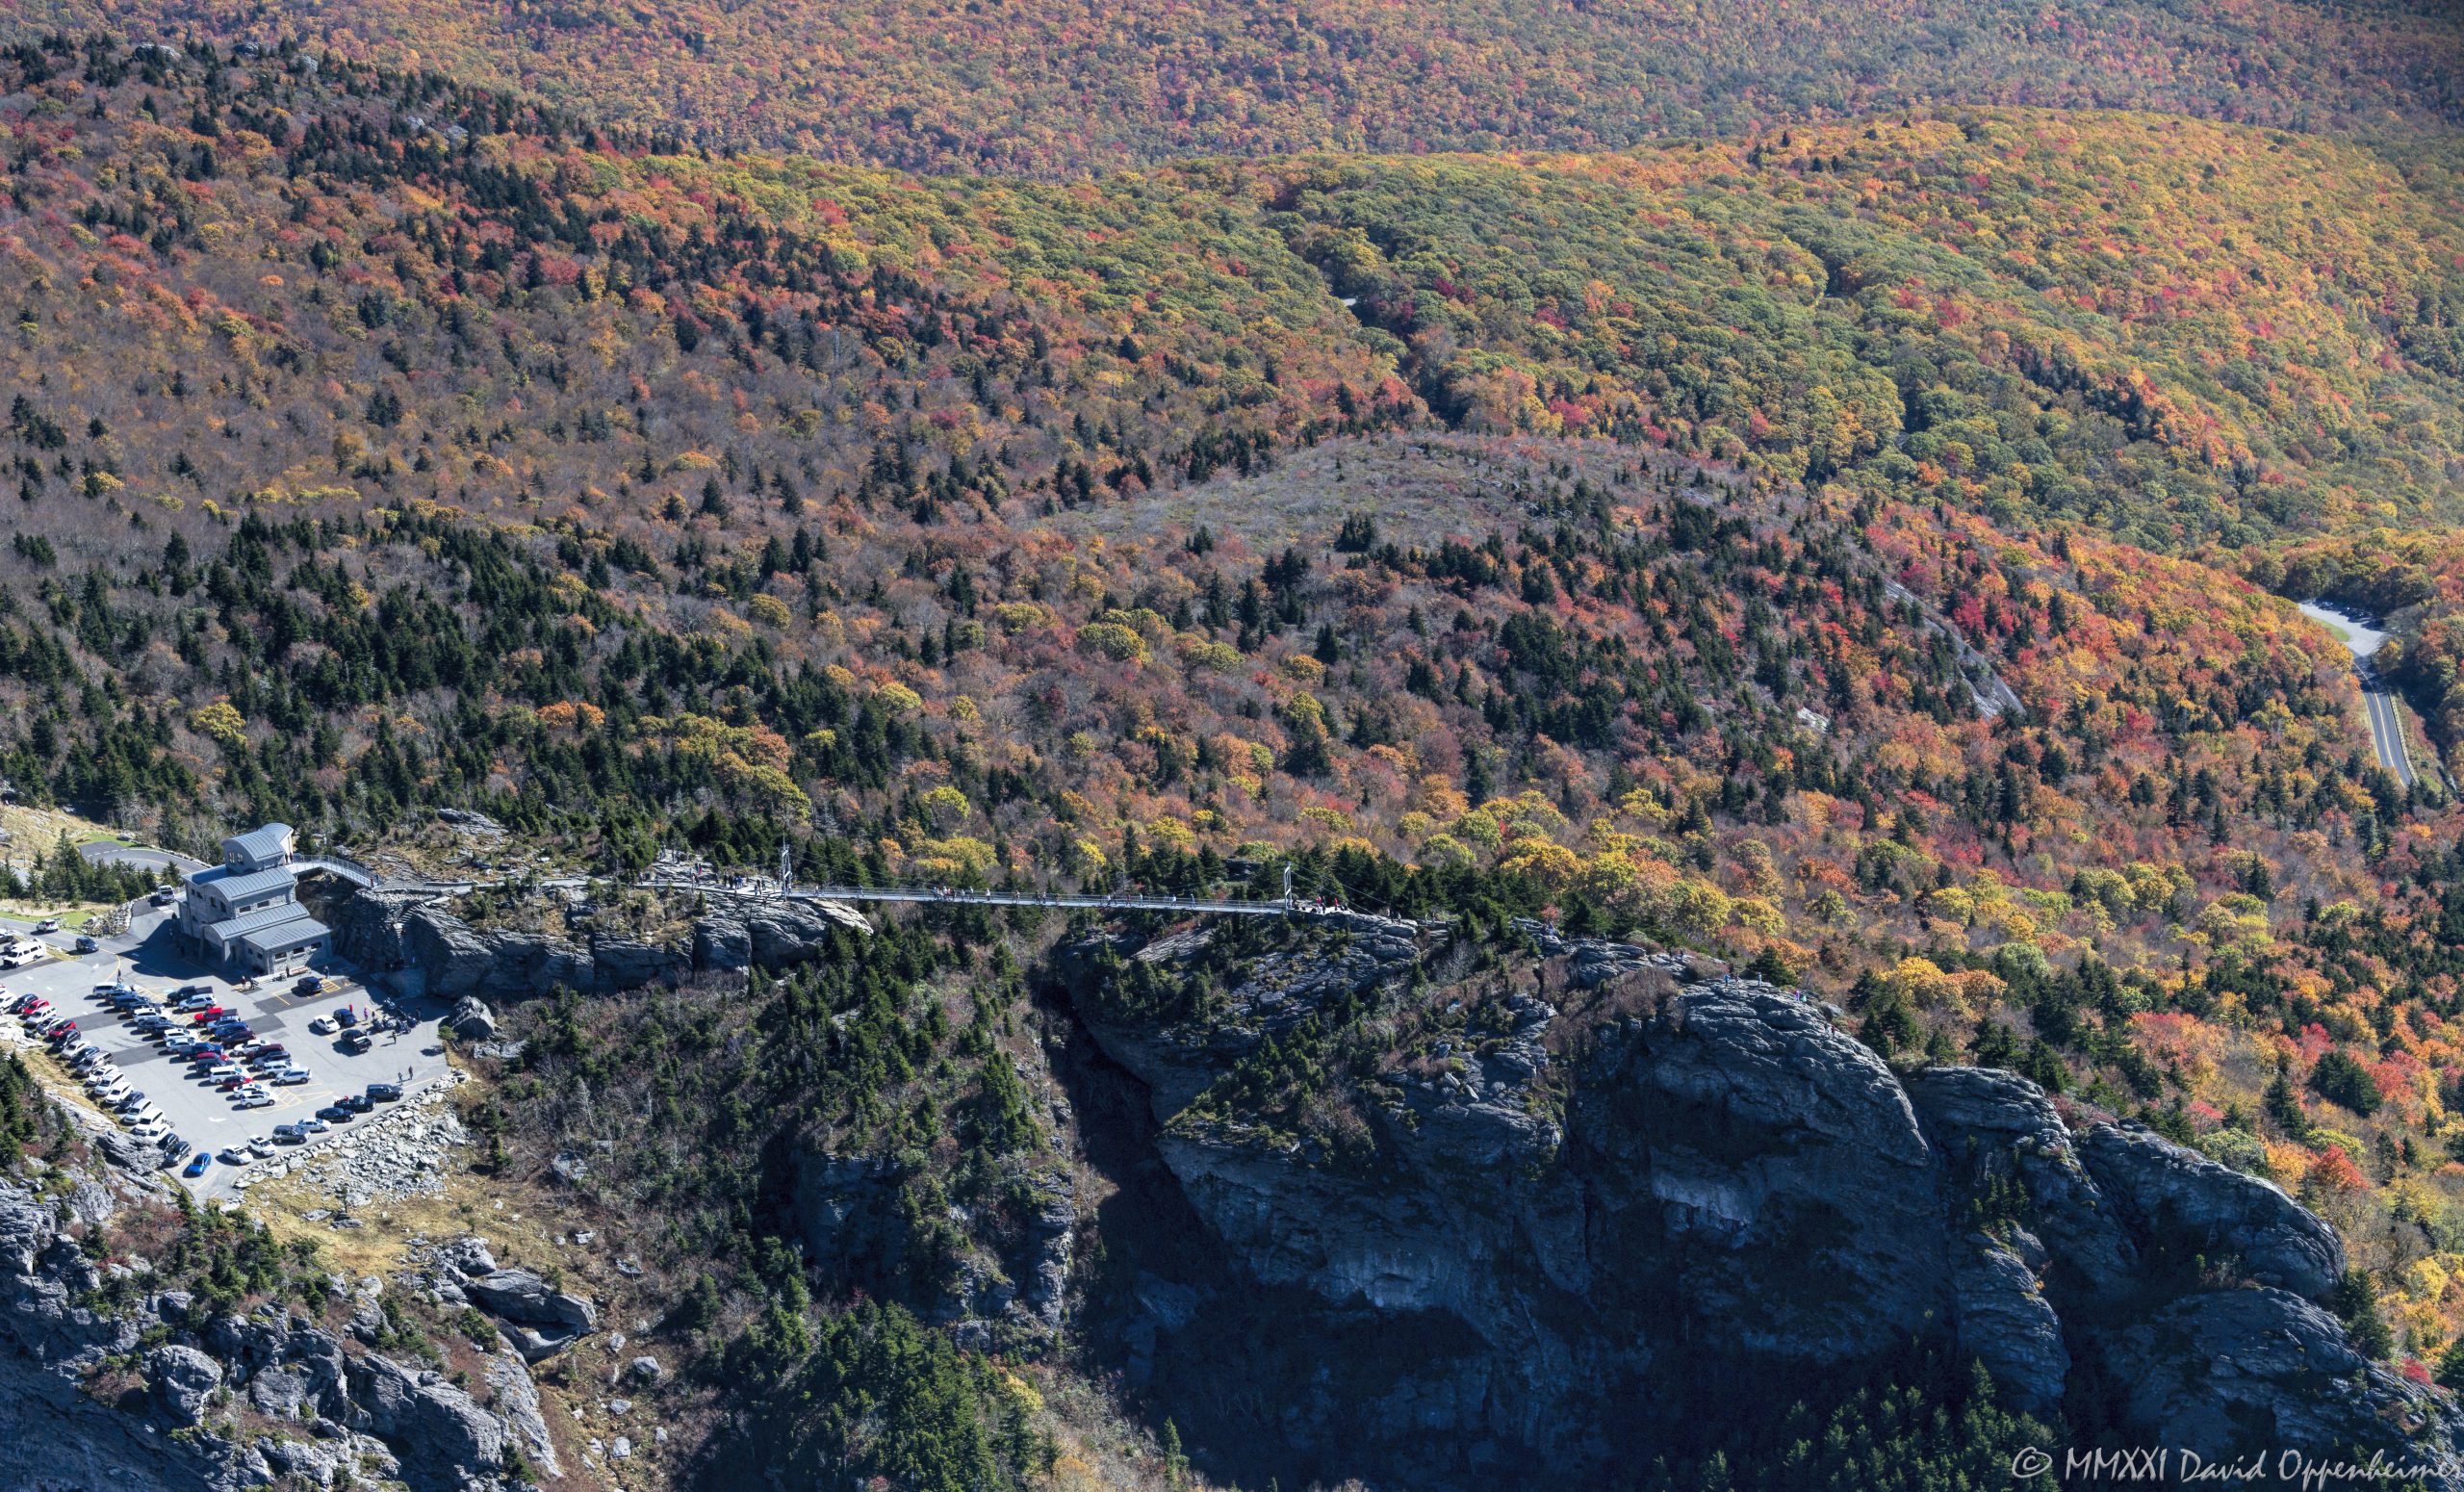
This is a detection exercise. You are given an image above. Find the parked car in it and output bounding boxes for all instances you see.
[335,1006,358,1028]
[129,1119,168,1141]
[340,1033,372,1055]
[189,1007,228,1024]
[175,985,210,999]
[205,1064,241,1082]
[295,975,324,994]
[315,1106,354,1124]
[366,1082,403,1103]
[245,1138,274,1160]
[216,1145,248,1166]
[183,1152,211,1177]
[308,1016,336,1035]
[341,1093,375,1114]
[158,1135,190,1162]
[217,1074,254,1092]
[236,1091,274,1110]
[272,1069,311,1087]
[296,1117,328,1134]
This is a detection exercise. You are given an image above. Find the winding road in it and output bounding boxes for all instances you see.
[2300,603,2418,786]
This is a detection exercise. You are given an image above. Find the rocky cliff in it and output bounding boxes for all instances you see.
[0,1159,558,1492]
[327,887,870,1002]
[1059,916,2464,1488]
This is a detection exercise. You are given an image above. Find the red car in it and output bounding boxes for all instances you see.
[216,1073,253,1091]
[189,1007,227,1024]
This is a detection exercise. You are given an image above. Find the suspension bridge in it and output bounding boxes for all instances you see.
[296,851,1360,921]
[641,862,1354,919]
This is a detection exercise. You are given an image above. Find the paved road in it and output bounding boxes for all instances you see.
[77,840,210,876]
[2361,672,2418,786]
[2299,602,2421,788]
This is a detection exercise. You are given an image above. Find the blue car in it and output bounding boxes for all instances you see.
[182,1152,211,1178]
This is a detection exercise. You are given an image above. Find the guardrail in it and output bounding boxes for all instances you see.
[641,877,1331,917]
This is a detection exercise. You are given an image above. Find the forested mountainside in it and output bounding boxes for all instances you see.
[4,45,2460,560]
[15,0,2464,167]
[6,24,2464,1492]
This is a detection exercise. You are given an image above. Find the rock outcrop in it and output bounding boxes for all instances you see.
[1,1170,553,1491]
[1064,918,2464,1489]
[329,886,868,1003]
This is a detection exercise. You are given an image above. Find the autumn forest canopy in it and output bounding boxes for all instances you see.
[2,4,2464,1485]
[17,0,2464,168]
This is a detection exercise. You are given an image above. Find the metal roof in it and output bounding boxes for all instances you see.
[189,865,298,905]
[203,902,322,945]
[232,914,329,956]
[222,823,295,867]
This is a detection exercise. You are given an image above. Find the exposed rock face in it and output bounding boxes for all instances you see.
[329,887,866,1001]
[790,1147,1080,1335]
[2072,1124,2344,1301]
[2100,1288,2454,1463]
[1064,919,2464,1489]
[144,1343,223,1424]
[1,1173,550,1492]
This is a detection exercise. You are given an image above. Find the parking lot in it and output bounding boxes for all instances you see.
[0,904,449,1199]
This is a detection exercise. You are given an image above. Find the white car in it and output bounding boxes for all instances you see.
[129,1119,167,1140]
[204,1064,242,1083]
[216,1146,249,1166]
[236,1092,274,1110]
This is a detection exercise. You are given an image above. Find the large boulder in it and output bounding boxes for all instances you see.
[463,1268,596,1332]
[143,1344,222,1426]
[446,996,497,1042]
